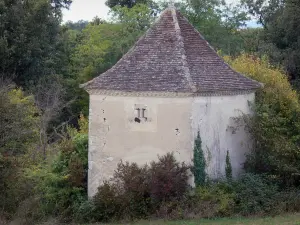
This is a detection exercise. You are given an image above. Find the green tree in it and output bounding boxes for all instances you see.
[225,150,232,180]
[193,131,206,186]
[67,4,154,116]
[0,81,40,218]
[65,20,89,31]
[225,54,300,185]
[165,0,249,55]
[0,0,71,87]
[0,83,39,156]
[242,0,300,80]
[106,0,157,9]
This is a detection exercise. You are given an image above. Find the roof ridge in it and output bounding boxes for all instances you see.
[170,7,197,93]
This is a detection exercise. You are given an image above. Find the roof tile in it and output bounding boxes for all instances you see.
[81,7,262,93]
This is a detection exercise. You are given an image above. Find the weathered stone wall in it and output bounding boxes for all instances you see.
[191,93,255,179]
[88,95,193,197]
[88,93,255,197]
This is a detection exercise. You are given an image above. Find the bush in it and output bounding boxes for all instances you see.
[192,183,235,217]
[92,153,191,222]
[155,198,190,220]
[274,189,300,213]
[225,54,300,185]
[24,115,89,222]
[149,153,191,205]
[232,173,278,216]
[72,199,96,223]
[155,182,234,220]
[93,182,124,222]
[0,83,39,219]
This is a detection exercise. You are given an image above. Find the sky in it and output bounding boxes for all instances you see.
[62,0,259,27]
[62,0,110,22]
[63,0,240,22]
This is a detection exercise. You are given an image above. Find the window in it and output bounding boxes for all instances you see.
[134,106,147,123]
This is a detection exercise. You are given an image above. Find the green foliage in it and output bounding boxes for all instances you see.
[0,0,70,87]
[0,85,39,156]
[172,0,249,55]
[193,183,235,217]
[225,54,300,185]
[67,3,154,116]
[65,20,89,31]
[0,83,40,219]
[25,116,89,221]
[232,173,279,215]
[225,150,232,180]
[193,131,206,186]
[105,0,158,12]
[242,0,300,80]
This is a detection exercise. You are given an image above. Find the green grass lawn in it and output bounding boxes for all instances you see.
[96,214,300,225]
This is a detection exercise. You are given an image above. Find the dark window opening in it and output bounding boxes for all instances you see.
[135,107,147,122]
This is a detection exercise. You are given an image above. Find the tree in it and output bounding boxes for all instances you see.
[106,0,154,8]
[33,76,68,159]
[0,80,40,217]
[0,81,39,156]
[65,20,89,31]
[225,54,300,185]
[241,0,285,27]
[165,0,249,55]
[225,150,232,180]
[242,0,300,80]
[66,4,154,116]
[0,0,71,87]
[193,131,206,186]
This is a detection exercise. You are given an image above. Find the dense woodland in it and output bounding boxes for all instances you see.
[1,0,300,224]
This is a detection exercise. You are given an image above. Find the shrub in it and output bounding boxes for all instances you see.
[24,116,89,222]
[191,183,235,217]
[225,54,300,185]
[112,161,150,220]
[274,189,300,213]
[0,83,39,219]
[72,199,96,223]
[232,173,278,216]
[93,182,123,222]
[149,153,191,205]
[92,153,191,222]
[155,182,235,220]
[155,198,189,220]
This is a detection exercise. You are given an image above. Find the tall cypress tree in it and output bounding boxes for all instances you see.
[225,150,232,180]
[193,131,206,186]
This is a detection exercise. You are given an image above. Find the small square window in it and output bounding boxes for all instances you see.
[134,106,147,123]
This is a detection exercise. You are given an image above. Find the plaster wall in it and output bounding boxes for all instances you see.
[88,95,193,197]
[191,93,255,179]
[88,92,255,197]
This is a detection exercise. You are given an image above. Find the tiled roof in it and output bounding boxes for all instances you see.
[81,7,262,94]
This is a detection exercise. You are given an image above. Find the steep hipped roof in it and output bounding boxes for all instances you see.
[81,7,262,94]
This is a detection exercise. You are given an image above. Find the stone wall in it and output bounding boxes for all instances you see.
[88,95,193,197]
[88,93,255,197]
[191,93,255,179]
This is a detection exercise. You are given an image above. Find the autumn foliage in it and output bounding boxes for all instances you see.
[225,54,300,185]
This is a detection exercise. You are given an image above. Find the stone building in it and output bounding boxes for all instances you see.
[81,6,262,197]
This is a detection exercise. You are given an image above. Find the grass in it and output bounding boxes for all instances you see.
[95,214,300,225]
